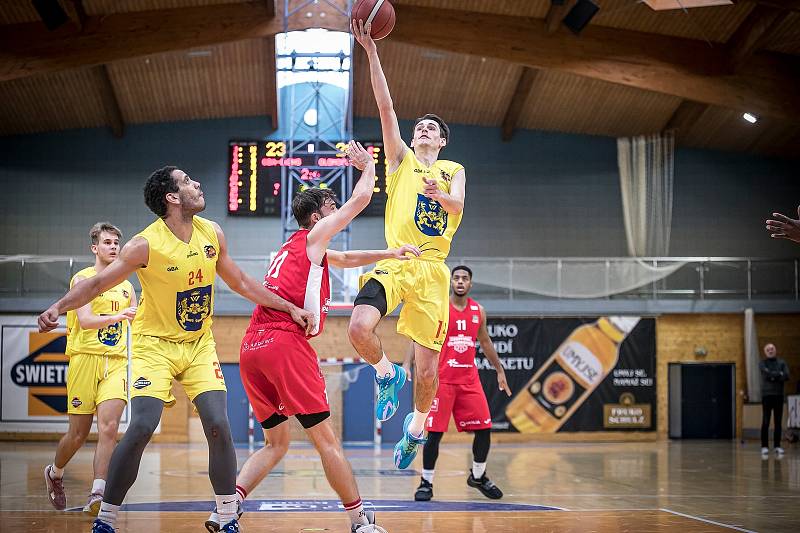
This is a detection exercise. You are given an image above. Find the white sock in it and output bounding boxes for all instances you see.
[372,354,395,379]
[97,502,119,527]
[408,409,428,438]
[344,498,369,525]
[472,461,487,479]
[216,494,238,525]
[51,465,64,479]
[91,479,105,495]
[422,469,435,483]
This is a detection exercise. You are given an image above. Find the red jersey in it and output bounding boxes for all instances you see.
[438,298,482,384]
[248,229,330,338]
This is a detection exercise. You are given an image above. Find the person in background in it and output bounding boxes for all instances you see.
[760,343,790,457]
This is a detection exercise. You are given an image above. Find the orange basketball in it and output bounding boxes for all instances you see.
[351,0,395,40]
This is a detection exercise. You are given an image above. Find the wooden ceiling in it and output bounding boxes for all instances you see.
[0,0,798,157]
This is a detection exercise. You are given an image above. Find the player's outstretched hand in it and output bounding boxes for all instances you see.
[498,372,512,397]
[290,305,316,336]
[344,140,373,171]
[389,244,421,260]
[422,178,443,201]
[120,306,137,322]
[351,18,376,53]
[38,305,60,332]
[766,206,800,244]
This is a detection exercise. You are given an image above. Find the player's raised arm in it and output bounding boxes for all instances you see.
[307,141,375,257]
[352,19,407,169]
[476,305,512,397]
[38,238,147,332]
[211,222,316,335]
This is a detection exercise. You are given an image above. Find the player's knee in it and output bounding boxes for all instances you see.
[203,413,232,441]
[97,418,120,440]
[347,317,371,345]
[128,418,159,444]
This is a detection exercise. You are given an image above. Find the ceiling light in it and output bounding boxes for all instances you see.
[742,113,757,124]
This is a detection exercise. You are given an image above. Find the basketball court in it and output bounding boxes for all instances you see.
[2,439,796,532]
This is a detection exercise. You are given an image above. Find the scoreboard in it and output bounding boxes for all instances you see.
[227,140,387,217]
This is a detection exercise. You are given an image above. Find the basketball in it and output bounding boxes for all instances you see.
[351,0,395,40]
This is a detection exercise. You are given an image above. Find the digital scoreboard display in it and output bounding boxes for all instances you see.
[227,140,387,217]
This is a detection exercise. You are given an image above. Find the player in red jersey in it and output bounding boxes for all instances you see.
[403,265,511,501]
[205,141,417,533]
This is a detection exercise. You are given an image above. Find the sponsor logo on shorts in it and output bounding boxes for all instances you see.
[459,419,483,427]
[433,340,443,346]
[71,397,82,408]
[484,418,491,424]
[430,398,439,413]
[241,338,275,352]
[133,377,151,389]
[374,269,388,275]
[278,403,285,412]
[204,245,217,259]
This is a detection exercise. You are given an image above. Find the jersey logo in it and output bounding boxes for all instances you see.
[187,250,199,258]
[447,334,475,354]
[204,244,217,259]
[122,289,130,299]
[415,194,447,237]
[446,358,473,368]
[97,321,122,346]
[176,285,212,331]
[472,315,480,323]
[440,169,452,183]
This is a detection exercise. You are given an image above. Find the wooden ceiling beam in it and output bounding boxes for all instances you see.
[501,67,539,141]
[389,4,800,122]
[0,2,289,82]
[726,4,784,72]
[662,100,708,142]
[545,0,577,34]
[93,64,124,138]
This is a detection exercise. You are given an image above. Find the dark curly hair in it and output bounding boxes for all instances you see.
[144,166,178,218]
[292,187,337,228]
[413,113,450,145]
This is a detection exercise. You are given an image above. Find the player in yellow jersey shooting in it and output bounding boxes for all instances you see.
[350,19,467,469]
[44,222,136,516]
[39,167,314,533]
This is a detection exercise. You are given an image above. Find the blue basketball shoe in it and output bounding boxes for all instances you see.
[393,412,427,469]
[219,519,241,532]
[375,364,406,422]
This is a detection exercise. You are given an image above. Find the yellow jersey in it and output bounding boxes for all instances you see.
[133,216,219,342]
[65,266,134,357]
[384,149,464,262]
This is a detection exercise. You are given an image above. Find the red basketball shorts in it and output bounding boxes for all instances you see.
[426,380,492,432]
[239,328,329,422]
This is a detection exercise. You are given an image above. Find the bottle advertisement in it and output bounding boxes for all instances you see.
[476,317,656,432]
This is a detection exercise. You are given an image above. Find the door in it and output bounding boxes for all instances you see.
[671,363,734,439]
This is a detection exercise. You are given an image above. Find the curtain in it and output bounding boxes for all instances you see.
[617,131,675,257]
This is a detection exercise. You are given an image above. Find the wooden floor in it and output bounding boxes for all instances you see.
[1,439,798,532]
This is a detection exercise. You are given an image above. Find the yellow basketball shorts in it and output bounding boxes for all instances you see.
[130,330,226,405]
[66,353,127,415]
[360,258,450,352]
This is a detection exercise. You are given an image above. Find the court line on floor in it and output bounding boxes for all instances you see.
[659,508,757,533]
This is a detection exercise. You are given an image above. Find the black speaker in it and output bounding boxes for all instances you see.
[563,0,600,35]
[32,0,70,31]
